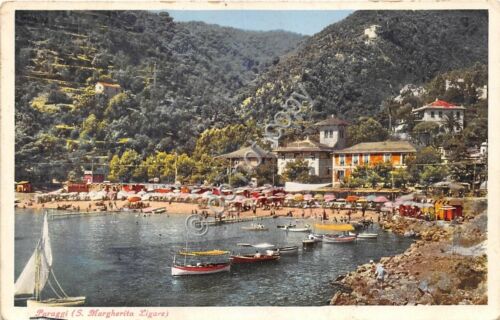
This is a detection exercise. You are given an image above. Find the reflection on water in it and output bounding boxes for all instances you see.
[15,209,413,306]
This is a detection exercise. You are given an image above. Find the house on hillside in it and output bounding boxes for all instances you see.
[332,140,417,185]
[216,145,276,168]
[83,169,105,184]
[95,81,121,98]
[274,115,349,183]
[412,99,465,132]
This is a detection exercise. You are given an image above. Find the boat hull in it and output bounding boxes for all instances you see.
[323,236,356,243]
[230,255,280,264]
[27,296,86,308]
[171,263,230,276]
[286,228,311,232]
[266,246,299,256]
[357,233,378,239]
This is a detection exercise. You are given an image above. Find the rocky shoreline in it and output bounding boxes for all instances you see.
[330,199,487,305]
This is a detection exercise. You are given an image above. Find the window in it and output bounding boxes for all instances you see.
[311,153,316,160]
[431,111,435,118]
[330,130,334,138]
[281,154,285,160]
[384,153,391,162]
[294,153,299,159]
[363,154,370,163]
[353,154,359,165]
[339,129,344,139]
[327,167,331,175]
[340,155,345,166]
[439,111,443,118]
[456,111,460,119]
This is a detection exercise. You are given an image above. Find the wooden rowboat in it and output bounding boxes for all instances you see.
[323,235,356,243]
[230,254,280,264]
[171,262,231,276]
[266,245,299,256]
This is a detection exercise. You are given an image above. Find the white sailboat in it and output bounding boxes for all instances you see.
[15,213,85,307]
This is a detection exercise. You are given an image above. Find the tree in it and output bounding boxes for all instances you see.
[420,165,448,187]
[391,167,411,188]
[281,159,312,183]
[442,114,462,133]
[347,117,389,146]
[406,146,442,183]
[411,121,440,146]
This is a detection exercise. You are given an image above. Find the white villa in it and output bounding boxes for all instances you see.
[412,99,465,131]
[274,116,349,182]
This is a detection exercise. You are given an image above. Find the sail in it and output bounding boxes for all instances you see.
[14,214,53,296]
[41,214,53,266]
[14,250,37,295]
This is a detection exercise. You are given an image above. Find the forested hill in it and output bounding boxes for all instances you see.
[14,11,304,182]
[237,10,488,122]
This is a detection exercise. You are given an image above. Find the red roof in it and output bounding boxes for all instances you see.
[429,99,456,108]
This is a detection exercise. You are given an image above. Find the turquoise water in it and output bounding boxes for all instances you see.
[15,209,413,306]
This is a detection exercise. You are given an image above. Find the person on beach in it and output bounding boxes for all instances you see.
[301,209,305,218]
[375,263,386,287]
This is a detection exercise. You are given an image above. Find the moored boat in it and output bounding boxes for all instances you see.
[284,224,311,232]
[172,250,231,276]
[308,233,324,242]
[230,253,280,264]
[171,262,231,276]
[15,213,86,307]
[323,235,356,243]
[357,233,378,239]
[241,223,268,231]
[266,245,299,256]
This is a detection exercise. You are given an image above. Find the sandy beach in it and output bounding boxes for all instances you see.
[16,194,381,222]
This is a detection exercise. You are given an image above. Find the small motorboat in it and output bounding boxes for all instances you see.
[277,224,296,229]
[266,245,299,256]
[230,253,280,264]
[308,233,324,242]
[171,250,231,276]
[357,233,378,239]
[241,223,268,231]
[302,239,316,248]
[284,224,311,232]
[323,235,356,243]
[171,262,231,276]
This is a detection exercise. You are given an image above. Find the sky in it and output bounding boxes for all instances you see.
[167,11,353,36]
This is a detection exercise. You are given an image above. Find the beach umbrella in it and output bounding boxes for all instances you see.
[396,193,414,202]
[314,194,324,201]
[324,194,336,202]
[285,194,295,200]
[374,196,389,203]
[366,195,377,202]
[383,201,394,208]
[356,197,367,203]
[294,194,304,201]
[304,194,313,201]
[128,196,141,202]
[346,195,358,202]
